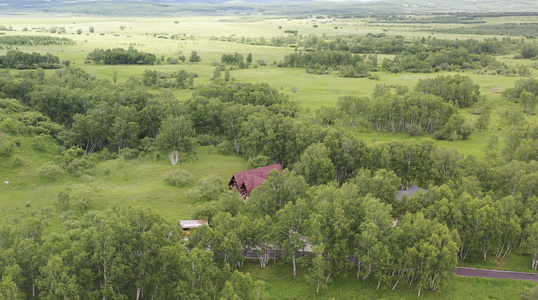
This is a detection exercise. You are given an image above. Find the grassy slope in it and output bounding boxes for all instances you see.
[0,143,248,223]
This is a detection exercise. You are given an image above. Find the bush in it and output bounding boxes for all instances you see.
[38,163,65,181]
[65,159,87,177]
[216,140,235,155]
[32,135,47,152]
[12,155,24,167]
[197,134,219,146]
[186,175,225,202]
[56,185,95,214]
[0,118,17,134]
[248,155,272,169]
[163,169,195,187]
[406,124,422,136]
[167,57,179,64]
[0,136,13,157]
[120,148,139,159]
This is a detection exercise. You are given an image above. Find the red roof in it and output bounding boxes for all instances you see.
[229,164,282,196]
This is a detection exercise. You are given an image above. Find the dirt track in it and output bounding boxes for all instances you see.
[452,267,538,281]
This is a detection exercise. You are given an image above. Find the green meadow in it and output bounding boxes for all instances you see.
[243,260,537,299]
[1,11,538,298]
[1,9,536,234]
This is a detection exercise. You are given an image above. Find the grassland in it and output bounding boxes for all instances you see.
[242,259,537,299]
[1,11,538,299]
[1,9,536,230]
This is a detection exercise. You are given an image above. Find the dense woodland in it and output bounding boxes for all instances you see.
[0,11,538,299]
[0,60,537,298]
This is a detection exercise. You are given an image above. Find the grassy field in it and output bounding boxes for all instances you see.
[1,12,538,298]
[243,259,538,299]
[1,10,537,228]
[0,143,248,223]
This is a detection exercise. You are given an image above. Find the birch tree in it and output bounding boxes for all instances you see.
[273,198,309,277]
[156,115,195,165]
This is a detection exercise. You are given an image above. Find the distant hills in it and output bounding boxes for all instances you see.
[0,0,537,16]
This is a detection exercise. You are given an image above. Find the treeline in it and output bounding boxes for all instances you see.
[0,50,60,69]
[218,33,518,56]
[319,75,478,138]
[272,34,530,74]
[86,47,156,65]
[371,15,486,24]
[0,35,75,46]
[281,46,502,75]
[436,23,538,37]
[0,67,197,158]
[0,206,262,299]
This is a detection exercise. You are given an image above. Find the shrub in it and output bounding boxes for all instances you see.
[248,155,272,169]
[167,57,179,64]
[120,148,139,159]
[186,175,225,202]
[12,155,24,167]
[32,135,47,152]
[0,118,17,134]
[38,163,65,181]
[0,136,13,157]
[163,169,195,187]
[56,185,95,214]
[406,124,422,136]
[197,134,219,146]
[216,140,235,155]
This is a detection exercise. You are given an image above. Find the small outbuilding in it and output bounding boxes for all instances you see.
[396,184,426,200]
[228,164,283,198]
[180,220,209,230]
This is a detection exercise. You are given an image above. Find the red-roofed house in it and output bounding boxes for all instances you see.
[228,164,283,198]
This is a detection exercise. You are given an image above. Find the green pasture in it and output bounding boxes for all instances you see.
[0,14,536,158]
[243,259,538,299]
[459,248,538,273]
[0,14,536,169]
[0,143,248,223]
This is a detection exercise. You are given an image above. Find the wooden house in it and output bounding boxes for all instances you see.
[228,164,283,198]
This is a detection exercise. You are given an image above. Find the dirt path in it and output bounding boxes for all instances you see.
[452,267,538,282]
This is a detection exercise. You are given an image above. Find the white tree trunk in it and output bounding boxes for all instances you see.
[169,150,179,165]
[292,254,296,277]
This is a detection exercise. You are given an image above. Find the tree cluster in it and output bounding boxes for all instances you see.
[0,35,75,46]
[280,51,377,77]
[0,206,260,299]
[218,34,515,57]
[86,47,156,65]
[502,77,538,114]
[221,52,252,68]
[322,76,479,137]
[0,67,197,159]
[275,36,514,74]
[0,50,60,69]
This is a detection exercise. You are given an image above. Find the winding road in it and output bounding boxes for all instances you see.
[452,267,538,281]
